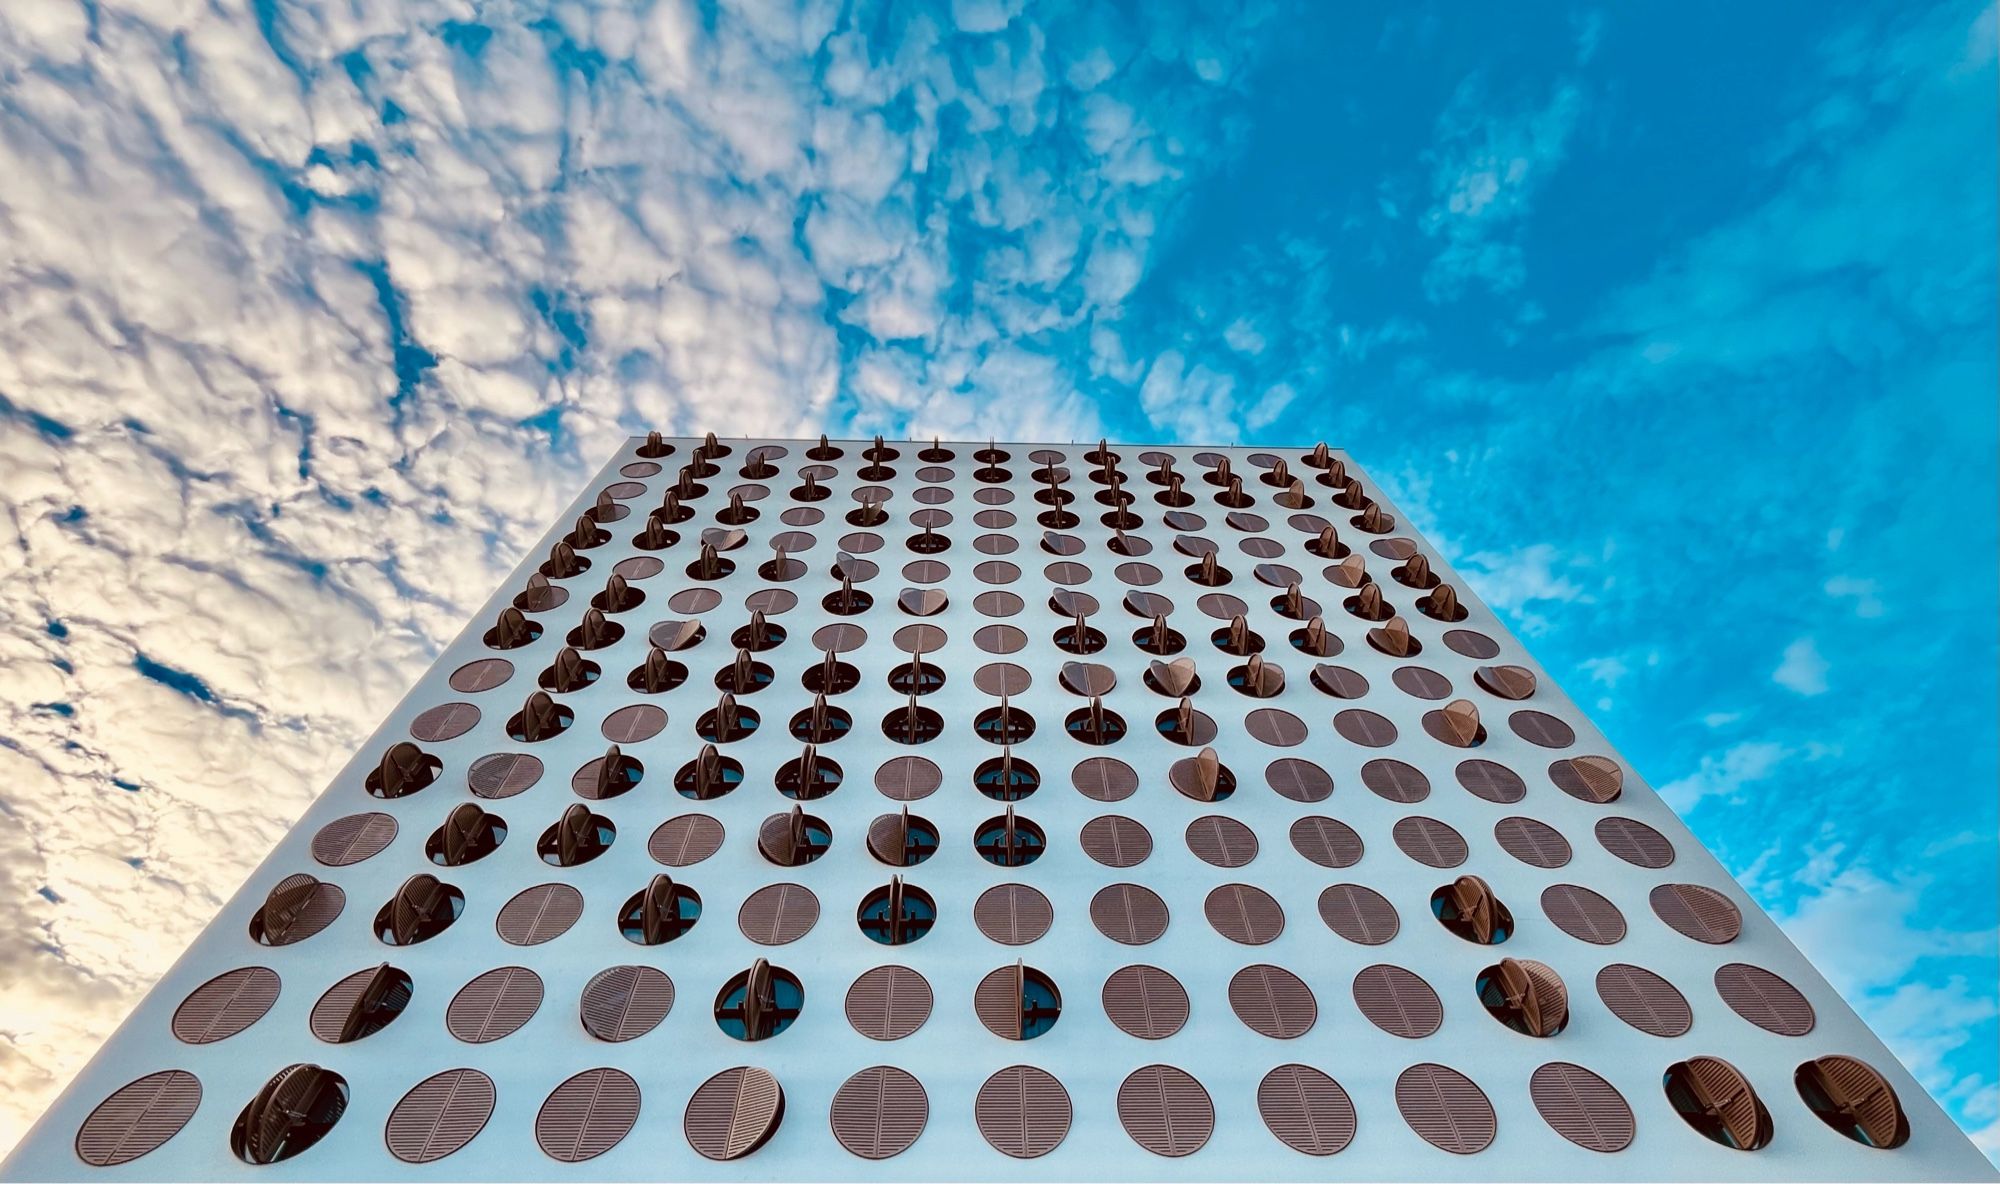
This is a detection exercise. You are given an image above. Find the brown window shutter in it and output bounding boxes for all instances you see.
[684,1066,784,1161]
[1651,883,1743,943]
[495,883,583,946]
[1394,1063,1495,1154]
[1256,1064,1356,1156]
[74,1071,202,1167]
[171,967,279,1045]
[1228,964,1317,1039]
[534,1067,639,1163]
[385,1069,494,1164]
[974,1065,1070,1158]
[1101,965,1190,1040]
[1353,964,1443,1038]
[1594,963,1691,1037]
[1541,884,1627,944]
[829,1065,927,1160]
[1318,883,1400,945]
[1714,963,1815,1036]
[1116,1065,1214,1157]
[446,966,543,1043]
[1529,1062,1633,1152]
[1797,1055,1908,1149]
[579,965,674,1043]
[975,883,1054,945]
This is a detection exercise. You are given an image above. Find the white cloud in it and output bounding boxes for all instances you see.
[1825,574,1885,617]
[0,0,1275,1155]
[1657,739,1791,814]
[1774,635,1831,695]
[1420,77,1584,300]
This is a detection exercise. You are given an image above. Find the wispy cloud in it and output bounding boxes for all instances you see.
[1418,76,1584,300]
[1773,635,1831,695]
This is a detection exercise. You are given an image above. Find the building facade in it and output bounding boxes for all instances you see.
[5,436,1992,1181]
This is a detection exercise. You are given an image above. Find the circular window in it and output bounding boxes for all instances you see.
[1186,815,1258,867]
[1651,883,1742,943]
[974,752,1041,801]
[1074,757,1138,801]
[1290,816,1364,867]
[1431,875,1513,944]
[974,662,1032,695]
[975,812,1046,866]
[760,804,832,868]
[1393,666,1453,699]
[386,1068,495,1164]
[496,884,583,946]
[857,879,937,945]
[467,752,541,799]
[446,967,542,1044]
[738,884,819,945]
[1245,708,1308,746]
[1205,884,1284,944]
[649,815,724,866]
[1509,710,1577,748]
[173,967,280,1045]
[866,810,940,866]
[312,813,397,867]
[975,964,1062,1039]
[1334,709,1398,747]
[1456,759,1526,803]
[1310,663,1369,699]
[249,876,346,948]
[580,965,674,1043]
[1101,965,1189,1040]
[231,1064,348,1164]
[449,658,514,693]
[1663,1057,1771,1150]
[1257,1065,1356,1157]
[1494,816,1571,868]
[1476,957,1568,1036]
[1795,1055,1908,1149]
[846,965,932,1041]
[1595,963,1692,1037]
[372,874,464,944]
[685,1066,785,1161]
[1354,964,1442,1037]
[1393,816,1468,867]
[75,1071,202,1166]
[536,808,614,867]
[1091,883,1170,945]
[618,876,701,944]
[1714,963,1815,1035]
[1319,883,1399,944]
[1596,817,1675,867]
[1169,749,1234,801]
[974,1066,1070,1159]
[1541,884,1626,945]
[1116,1065,1213,1158]
[876,756,942,801]
[1080,815,1151,867]
[975,883,1053,945]
[1394,1064,1494,1154]
[411,702,480,742]
[714,962,804,1041]
[1530,1062,1633,1152]
[1229,964,1317,1038]
[1266,757,1333,802]
[830,1066,927,1160]
[309,964,413,1042]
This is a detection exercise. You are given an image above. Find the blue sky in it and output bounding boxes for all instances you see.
[0,0,1992,1159]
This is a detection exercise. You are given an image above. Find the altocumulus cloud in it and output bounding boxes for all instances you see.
[0,0,1280,1149]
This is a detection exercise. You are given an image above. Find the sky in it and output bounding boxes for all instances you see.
[0,0,1994,1162]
